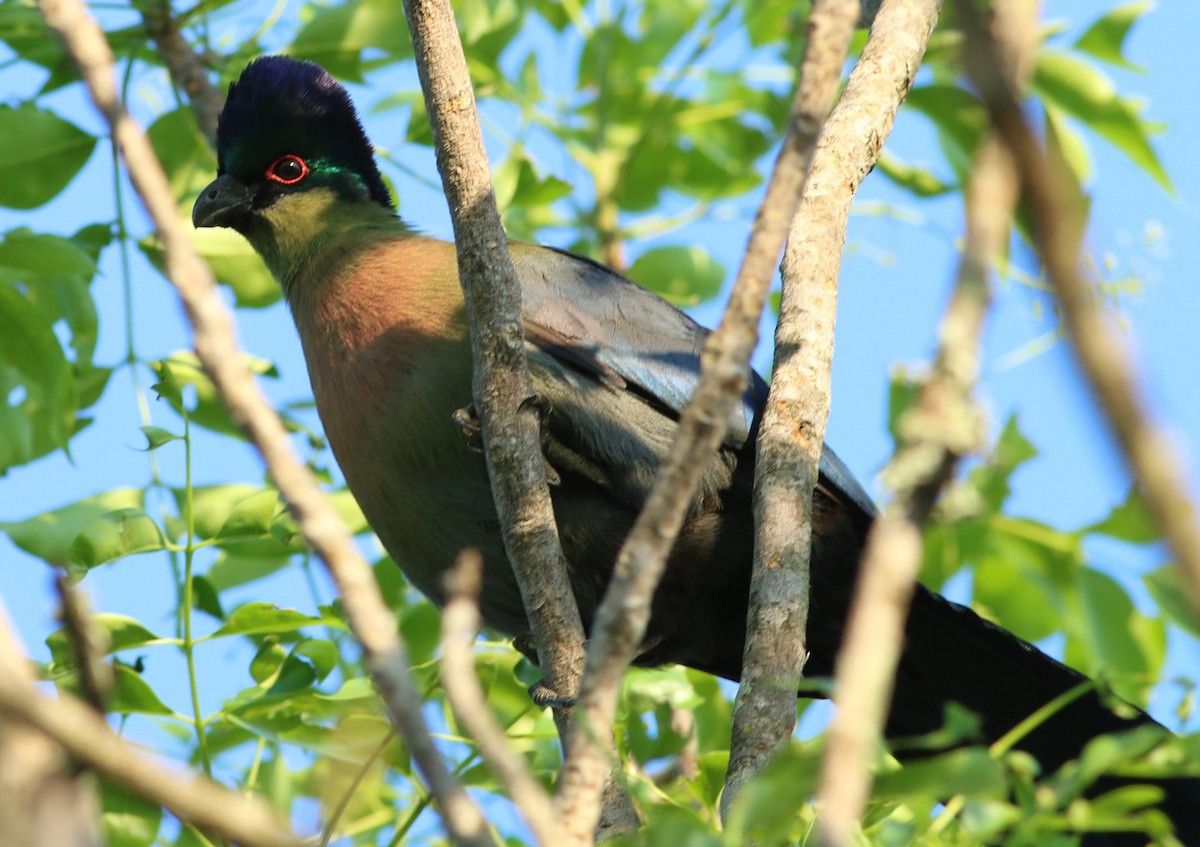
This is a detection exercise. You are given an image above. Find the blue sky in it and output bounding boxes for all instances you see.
[0,0,1196,801]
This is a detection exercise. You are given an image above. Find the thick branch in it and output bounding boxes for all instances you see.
[815,136,1016,846]
[723,0,860,807]
[552,4,880,839]
[958,0,1200,612]
[36,2,490,844]
[400,0,627,836]
[400,0,587,719]
[815,6,1032,839]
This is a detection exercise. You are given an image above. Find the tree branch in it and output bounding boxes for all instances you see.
[141,0,221,148]
[723,0,860,808]
[0,598,102,847]
[2,593,287,847]
[551,2,878,838]
[814,4,1031,837]
[958,0,1200,612]
[36,2,491,844]
[399,0,637,837]
[399,0,631,837]
[441,551,562,847]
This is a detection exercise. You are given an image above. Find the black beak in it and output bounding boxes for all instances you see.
[192,174,255,228]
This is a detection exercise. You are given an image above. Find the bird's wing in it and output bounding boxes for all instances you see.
[510,243,878,522]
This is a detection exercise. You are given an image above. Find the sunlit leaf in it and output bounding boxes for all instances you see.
[1034,50,1170,191]
[46,613,169,671]
[1,489,144,566]
[627,245,725,306]
[0,103,95,209]
[1143,566,1200,639]
[102,779,162,847]
[67,508,167,570]
[210,602,345,638]
[1074,1,1151,72]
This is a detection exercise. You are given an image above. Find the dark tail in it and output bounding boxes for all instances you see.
[889,585,1200,846]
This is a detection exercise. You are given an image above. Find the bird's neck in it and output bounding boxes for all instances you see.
[245,188,408,291]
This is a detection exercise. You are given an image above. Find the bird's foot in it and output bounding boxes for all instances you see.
[512,633,540,665]
[458,400,562,484]
[529,681,576,711]
[452,405,484,452]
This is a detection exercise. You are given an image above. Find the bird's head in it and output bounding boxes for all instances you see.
[192,57,394,270]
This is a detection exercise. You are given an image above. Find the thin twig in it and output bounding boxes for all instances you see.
[441,551,562,847]
[141,0,221,147]
[813,12,1029,844]
[723,0,860,809]
[958,0,1200,612]
[552,2,873,838]
[36,2,491,844]
[54,575,114,713]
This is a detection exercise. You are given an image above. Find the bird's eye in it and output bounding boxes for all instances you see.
[265,155,309,185]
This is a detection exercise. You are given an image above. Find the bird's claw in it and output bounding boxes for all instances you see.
[452,405,484,452]
[529,681,576,711]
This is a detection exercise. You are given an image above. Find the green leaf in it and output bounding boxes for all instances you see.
[969,415,1038,513]
[294,638,339,681]
[108,663,176,716]
[1033,50,1170,191]
[627,245,725,306]
[906,85,989,181]
[151,353,279,438]
[140,425,182,450]
[0,103,96,209]
[1087,488,1158,544]
[877,152,954,197]
[147,107,215,203]
[250,639,287,683]
[0,228,97,277]
[217,489,282,541]
[874,748,1006,800]
[289,0,411,81]
[1044,103,1094,185]
[1074,2,1151,73]
[1,489,144,566]
[102,779,162,847]
[0,279,75,469]
[143,229,280,309]
[205,550,293,592]
[210,602,343,638]
[67,508,167,570]
[1143,566,1200,640]
[1066,568,1165,704]
[46,614,169,671]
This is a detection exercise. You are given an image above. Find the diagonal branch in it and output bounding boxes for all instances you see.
[958,0,1200,613]
[441,551,562,847]
[552,1,885,838]
[141,0,222,148]
[814,3,1031,839]
[0,595,285,847]
[723,0,860,807]
[36,2,490,844]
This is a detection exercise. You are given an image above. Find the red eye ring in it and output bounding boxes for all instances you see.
[265,154,309,185]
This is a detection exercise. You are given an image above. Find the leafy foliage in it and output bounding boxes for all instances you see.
[0,1,1194,845]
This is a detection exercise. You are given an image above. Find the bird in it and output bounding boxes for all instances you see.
[193,55,1198,845]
